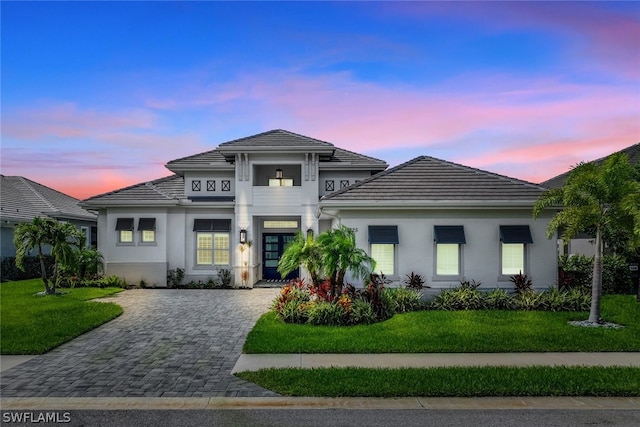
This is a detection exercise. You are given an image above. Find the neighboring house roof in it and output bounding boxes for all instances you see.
[81,174,186,207]
[320,156,547,207]
[166,129,387,172]
[0,175,96,223]
[540,143,640,189]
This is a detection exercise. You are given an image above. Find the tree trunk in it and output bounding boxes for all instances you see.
[588,227,603,323]
[36,244,53,294]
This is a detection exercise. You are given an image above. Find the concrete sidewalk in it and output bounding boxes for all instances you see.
[231,352,640,373]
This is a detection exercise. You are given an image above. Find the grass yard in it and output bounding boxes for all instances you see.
[236,366,640,397]
[0,279,123,354]
[244,295,640,353]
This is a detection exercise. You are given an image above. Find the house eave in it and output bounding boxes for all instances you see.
[319,199,540,209]
[80,200,180,209]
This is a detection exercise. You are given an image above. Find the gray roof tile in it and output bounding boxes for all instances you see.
[321,156,547,203]
[82,175,184,205]
[0,175,96,222]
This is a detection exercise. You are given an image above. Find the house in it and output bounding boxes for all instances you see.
[81,129,557,288]
[540,143,640,257]
[0,175,98,259]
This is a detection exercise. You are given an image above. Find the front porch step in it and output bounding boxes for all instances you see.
[253,280,289,288]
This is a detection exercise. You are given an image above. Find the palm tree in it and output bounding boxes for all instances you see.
[77,247,104,280]
[278,232,323,286]
[533,153,640,323]
[316,225,375,298]
[48,221,85,282]
[14,217,56,293]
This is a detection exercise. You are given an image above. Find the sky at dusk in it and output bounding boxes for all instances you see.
[2,1,639,200]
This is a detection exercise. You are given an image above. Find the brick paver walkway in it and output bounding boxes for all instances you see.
[0,289,280,397]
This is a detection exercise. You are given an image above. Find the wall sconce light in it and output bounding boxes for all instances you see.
[275,168,283,180]
[240,229,247,244]
[307,228,314,239]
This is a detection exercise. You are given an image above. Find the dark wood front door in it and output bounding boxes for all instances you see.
[263,233,298,280]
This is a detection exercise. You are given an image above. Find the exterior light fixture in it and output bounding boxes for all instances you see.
[240,229,247,244]
[275,168,283,180]
[307,228,314,239]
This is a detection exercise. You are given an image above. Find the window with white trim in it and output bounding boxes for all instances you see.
[499,225,532,276]
[368,225,399,276]
[115,218,134,244]
[138,218,156,244]
[434,226,465,277]
[194,219,231,267]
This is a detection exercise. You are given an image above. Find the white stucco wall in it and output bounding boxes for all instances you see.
[335,208,558,290]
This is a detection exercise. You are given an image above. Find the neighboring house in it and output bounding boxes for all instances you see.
[81,129,557,288]
[540,143,640,257]
[0,175,98,259]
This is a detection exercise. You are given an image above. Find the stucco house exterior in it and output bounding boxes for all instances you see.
[81,129,557,288]
[0,175,97,260]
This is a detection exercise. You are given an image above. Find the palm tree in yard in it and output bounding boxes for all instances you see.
[278,231,323,287]
[533,153,640,324]
[14,216,85,294]
[14,217,57,293]
[317,225,375,298]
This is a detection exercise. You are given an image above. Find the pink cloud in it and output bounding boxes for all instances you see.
[2,102,156,140]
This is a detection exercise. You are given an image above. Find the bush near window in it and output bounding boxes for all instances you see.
[559,254,633,294]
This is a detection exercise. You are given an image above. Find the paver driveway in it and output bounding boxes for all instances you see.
[0,289,280,397]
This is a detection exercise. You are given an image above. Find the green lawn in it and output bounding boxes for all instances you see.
[0,279,123,354]
[237,366,640,397]
[244,295,640,353]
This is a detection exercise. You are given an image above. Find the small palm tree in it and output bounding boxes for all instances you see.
[77,247,104,280]
[317,225,375,298]
[14,217,56,293]
[534,153,640,323]
[278,232,323,286]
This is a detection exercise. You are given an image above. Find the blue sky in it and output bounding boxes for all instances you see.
[2,1,639,199]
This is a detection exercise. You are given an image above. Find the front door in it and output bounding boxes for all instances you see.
[263,233,298,280]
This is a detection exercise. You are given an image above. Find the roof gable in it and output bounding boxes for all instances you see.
[321,156,547,204]
[0,175,96,222]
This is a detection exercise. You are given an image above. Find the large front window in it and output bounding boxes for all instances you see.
[501,243,524,275]
[499,225,533,276]
[197,232,230,266]
[436,244,459,275]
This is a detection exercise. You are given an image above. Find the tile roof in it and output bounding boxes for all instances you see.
[166,129,387,170]
[321,156,547,205]
[81,175,185,206]
[540,143,640,189]
[0,175,96,222]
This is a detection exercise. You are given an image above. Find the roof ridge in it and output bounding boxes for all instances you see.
[219,129,335,147]
[18,176,60,212]
[420,155,548,191]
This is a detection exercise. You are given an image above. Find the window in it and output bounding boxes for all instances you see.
[194,219,231,267]
[263,220,298,229]
[207,180,215,191]
[221,180,231,191]
[499,226,533,276]
[436,244,459,275]
[340,180,349,189]
[81,226,90,248]
[502,243,524,275]
[115,218,134,244]
[325,180,334,191]
[368,226,399,276]
[371,244,395,275]
[434,226,466,276]
[192,180,201,191]
[138,218,156,243]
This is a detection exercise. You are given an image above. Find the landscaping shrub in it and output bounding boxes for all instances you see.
[513,290,545,310]
[558,254,633,294]
[307,301,347,326]
[510,273,533,294]
[1,255,55,281]
[62,275,127,288]
[167,268,185,288]
[603,254,633,295]
[218,269,233,288]
[349,298,377,325]
[402,272,426,290]
[429,287,485,310]
[384,287,423,313]
[483,288,515,310]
